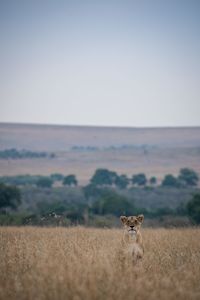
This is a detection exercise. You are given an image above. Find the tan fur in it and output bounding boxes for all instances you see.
[120,215,144,264]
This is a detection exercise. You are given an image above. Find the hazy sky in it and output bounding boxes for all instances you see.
[0,0,200,127]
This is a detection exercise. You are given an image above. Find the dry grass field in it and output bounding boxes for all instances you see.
[1,227,200,300]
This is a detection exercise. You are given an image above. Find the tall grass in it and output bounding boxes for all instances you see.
[0,227,200,300]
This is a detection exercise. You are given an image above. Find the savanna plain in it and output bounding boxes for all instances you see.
[1,226,200,300]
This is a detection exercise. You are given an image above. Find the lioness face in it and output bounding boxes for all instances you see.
[120,215,144,235]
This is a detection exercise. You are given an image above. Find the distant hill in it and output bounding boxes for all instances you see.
[0,123,200,184]
[0,123,200,151]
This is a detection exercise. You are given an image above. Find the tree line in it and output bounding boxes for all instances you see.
[0,167,200,226]
[89,168,199,188]
[1,181,200,225]
[0,148,55,159]
[0,167,199,188]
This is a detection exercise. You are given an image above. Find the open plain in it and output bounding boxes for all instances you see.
[0,123,200,185]
[1,226,200,300]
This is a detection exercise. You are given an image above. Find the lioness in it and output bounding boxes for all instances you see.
[120,215,144,263]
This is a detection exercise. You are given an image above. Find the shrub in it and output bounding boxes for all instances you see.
[0,148,54,159]
[36,177,53,188]
[178,168,199,186]
[90,169,117,186]
[161,174,180,187]
[50,173,64,181]
[149,176,157,185]
[37,201,68,215]
[115,174,129,189]
[83,184,101,200]
[187,194,200,224]
[0,183,21,212]
[63,175,78,186]
[91,190,135,217]
[0,213,30,225]
[132,173,147,186]
[0,175,41,186]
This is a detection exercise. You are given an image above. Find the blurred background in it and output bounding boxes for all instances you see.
[0,0,200,227]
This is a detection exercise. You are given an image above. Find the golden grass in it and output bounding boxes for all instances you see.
[0,227,200,300]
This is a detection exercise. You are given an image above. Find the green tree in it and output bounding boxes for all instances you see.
[36,177,53,188]
[63,175,78,186]
[178,168,199,186]
[115,174,129,189]
[0,183,21,211]
[83,184,101,200]
[90,169,117,186]
[149,176,157,185]
[50,173,64,181]
[187,194,200,224]
[91,190,135,217]
[132,173,147,186]
[37,200,67,216]
[161,174,180,187]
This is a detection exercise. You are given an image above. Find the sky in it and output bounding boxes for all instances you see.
[0,0,200,127]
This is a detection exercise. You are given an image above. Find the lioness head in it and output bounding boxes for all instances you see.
[120,215,144,235]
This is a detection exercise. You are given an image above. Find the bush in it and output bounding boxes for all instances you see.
[187,194,200,224]
[149,176,157,185]
[37,198,88,224]
[83,184,101,200]
[36,177,53,188]
[37,200,68,215]
[0,183,21,211]
[91,190,135,217]
[0,148,54,159]
[63,175,78,186]
[88,215,119,228]
[90,169,117,186]
[0,175,41,186]
[178,168,199,186]
[115,174,129,189]
[0,213,29,226]
[161,174,180,187]
[132,173,147,186]
[50,173,64,181]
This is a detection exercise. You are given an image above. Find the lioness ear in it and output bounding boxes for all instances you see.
[120,216,127,224]
[137,214,144,224]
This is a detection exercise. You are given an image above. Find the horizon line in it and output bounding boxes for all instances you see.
[0,121,200,130]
